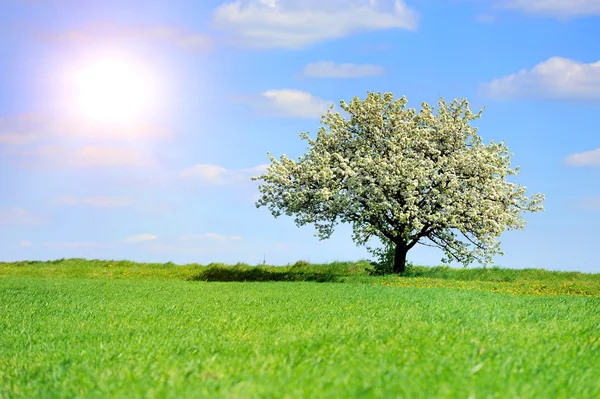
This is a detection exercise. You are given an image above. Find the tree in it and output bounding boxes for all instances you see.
[253,92,544,273]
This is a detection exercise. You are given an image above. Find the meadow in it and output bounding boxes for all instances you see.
[0,259,599,398]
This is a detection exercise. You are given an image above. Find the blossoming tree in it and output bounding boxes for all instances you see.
[253,92,544,273]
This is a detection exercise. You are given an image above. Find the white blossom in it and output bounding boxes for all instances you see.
[253,92,545,272]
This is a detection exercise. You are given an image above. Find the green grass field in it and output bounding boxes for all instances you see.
[1,259,599,398]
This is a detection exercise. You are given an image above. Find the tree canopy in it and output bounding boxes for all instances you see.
[253,92,544,273]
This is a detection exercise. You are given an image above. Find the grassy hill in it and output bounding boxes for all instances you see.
[1,259,598,398]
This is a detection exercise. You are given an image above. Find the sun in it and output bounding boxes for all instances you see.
[70,55,158,123]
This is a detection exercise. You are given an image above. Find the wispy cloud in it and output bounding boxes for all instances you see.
[43,241,105,248]
[479,57,600,101]
[0,113,168,170]
[7,145,156,168]
[56,196,135,208]
[0,208,43,225]
[0,114,45,145]
[496,0,600,19]
[565,148,600,167]
[0,113,174,146]
[238,89,333,118]
[45,23,211,52]
[179,163,268,185]
[123,234,158,243]
[302,61,385,78]
[212,0,418,49]
[20,240,33,247]
[180,164,228,184]
[76,146,146,167]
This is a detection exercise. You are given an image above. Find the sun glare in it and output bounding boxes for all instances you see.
[69,56,158,123]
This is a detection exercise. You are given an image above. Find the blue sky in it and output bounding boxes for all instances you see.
[1,0,599,271]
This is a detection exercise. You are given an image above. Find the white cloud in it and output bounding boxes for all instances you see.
[497,0,600,18]
[239,89,332,118]
[179,163,269,185]
[249,164,269,174]
[565,148,600,167]
[47,23,211,52]
[123,234,158,243]
[479,57,600,101]
[56,196,135,208]
[20,240,33,247]
[211,0,418,49]
[302,61,385,78]
[180,164,228,184]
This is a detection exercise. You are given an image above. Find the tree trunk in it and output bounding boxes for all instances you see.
[393,244,408,274]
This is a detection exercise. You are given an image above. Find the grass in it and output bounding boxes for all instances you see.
[373,266,600,297]
[0,259,599,398]
[2,258,598,297]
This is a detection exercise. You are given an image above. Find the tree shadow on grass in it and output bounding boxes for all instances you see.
[189,266,341,283]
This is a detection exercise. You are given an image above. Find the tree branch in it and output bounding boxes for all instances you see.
[406,222,433,251]
[427,233,465,263]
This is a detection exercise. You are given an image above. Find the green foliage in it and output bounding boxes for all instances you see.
[367,238,395,275]
[191,265,340,282]
[1,276,598,398]
[366,237,414,275]
[291,260,311,268]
